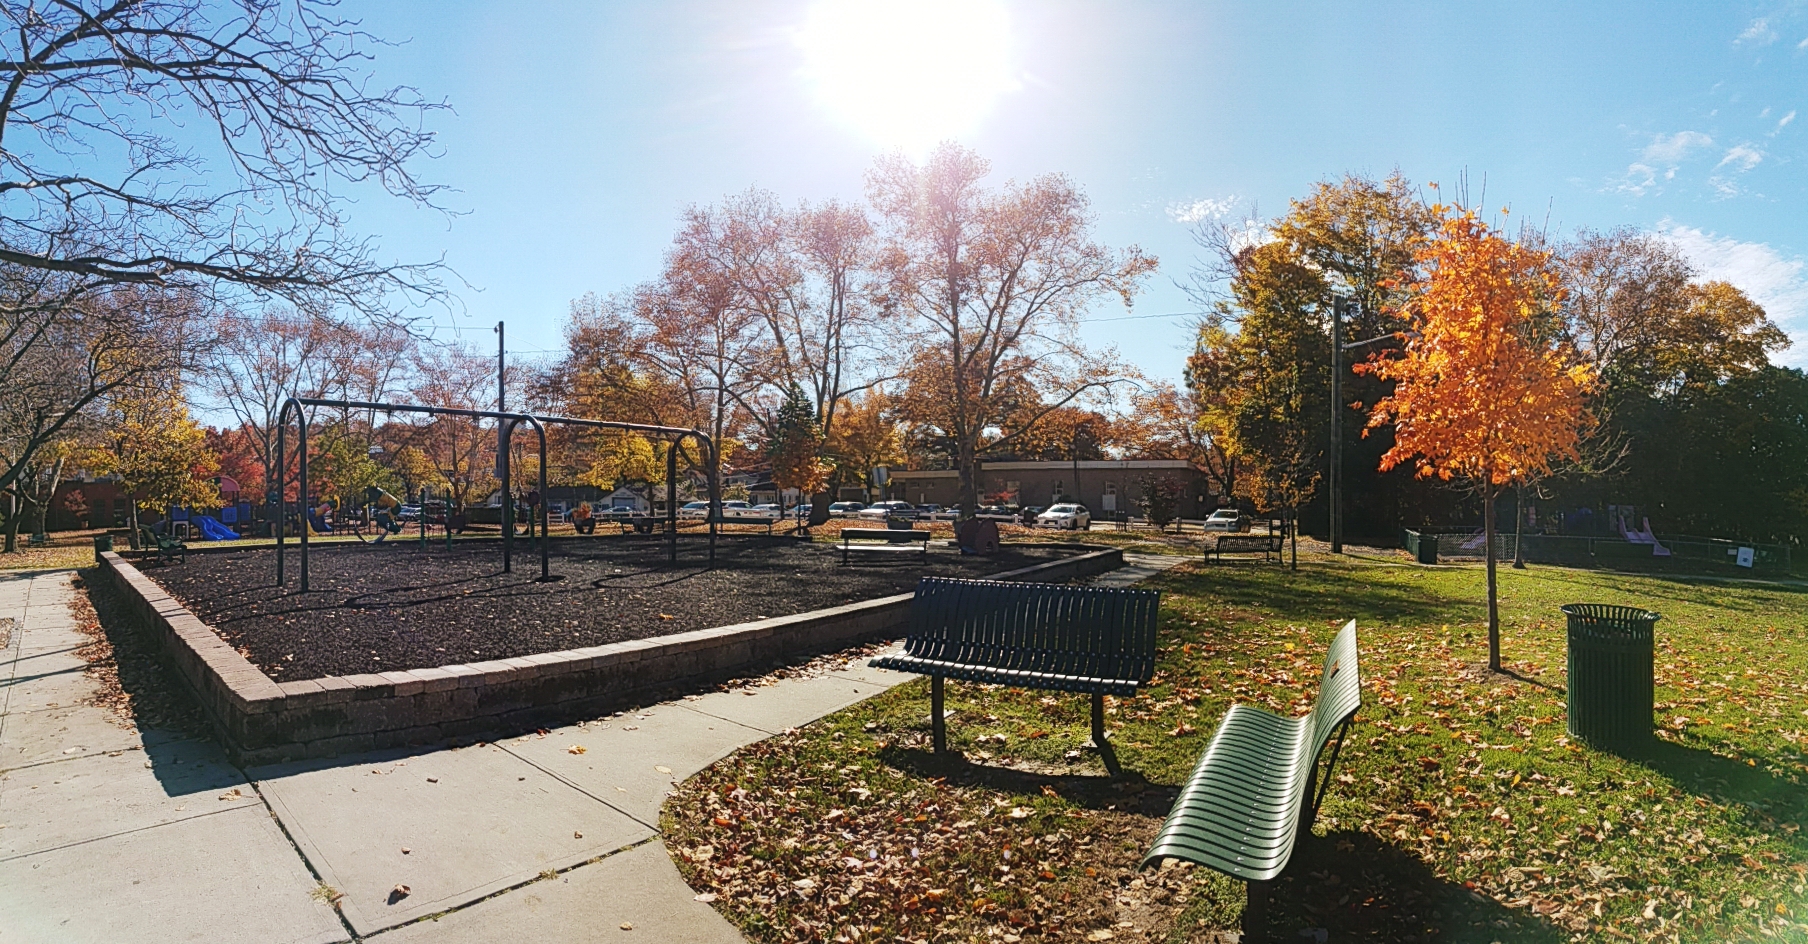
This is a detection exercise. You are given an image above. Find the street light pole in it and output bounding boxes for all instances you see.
[1330,296,1346,554]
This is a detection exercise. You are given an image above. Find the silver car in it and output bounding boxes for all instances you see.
[1202,508,1251,532]
[1035,503,1091,530]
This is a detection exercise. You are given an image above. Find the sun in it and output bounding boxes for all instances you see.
[797,0,1017,154]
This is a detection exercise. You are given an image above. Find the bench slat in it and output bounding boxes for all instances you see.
[1141,621,1361,882]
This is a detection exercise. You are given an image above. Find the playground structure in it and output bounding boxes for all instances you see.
[274,396,720,592]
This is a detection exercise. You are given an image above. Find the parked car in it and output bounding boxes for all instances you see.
[1202,508,1252,533]
[914,503,959,521]
[857,500,917,520]
[396,504,422,522]
[677,501,711,520]
[974,505,1017,521]
[793,503,812,520]
[1018,505,1046,525]
[827,501,866,517]
[751,503,784,517]
[1035,503,1092,530]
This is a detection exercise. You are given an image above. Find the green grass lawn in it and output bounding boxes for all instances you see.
[664,552,1808,943]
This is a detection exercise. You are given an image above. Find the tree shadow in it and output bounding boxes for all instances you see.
[79,569,239,797]
[1160,564,1476,629]
[1259,829,1568,943]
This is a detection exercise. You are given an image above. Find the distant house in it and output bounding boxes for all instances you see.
[886,459,1217,517]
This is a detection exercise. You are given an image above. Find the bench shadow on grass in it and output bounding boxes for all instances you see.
[875,746,1568,942]
[1259,830,1567,943]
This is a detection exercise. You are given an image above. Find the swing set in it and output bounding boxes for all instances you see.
[273,396,720,592]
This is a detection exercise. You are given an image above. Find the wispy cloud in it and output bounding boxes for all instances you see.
[1614,131,1714,195]
[1717,144,1765,171]
[1642,130,1714,164]
[1738,17,1777,45]
[1708,144,1765,197]
[1165,196,1237,225]
[1775,110,1797,134]
[1664,222,1808,364]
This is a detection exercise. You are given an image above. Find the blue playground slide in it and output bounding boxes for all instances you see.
[194,515,238,541]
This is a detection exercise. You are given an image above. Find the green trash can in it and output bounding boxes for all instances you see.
[1561,603,1659,747]
[1415,533,1438,565]
[93,534,113,557]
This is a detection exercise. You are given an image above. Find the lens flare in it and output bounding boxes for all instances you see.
[797,0,1017,154]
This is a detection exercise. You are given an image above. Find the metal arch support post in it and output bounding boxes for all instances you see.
[275,397,314,591]
[274,396,554,590]
[500,416,512,573]
[666,441,679,565]
[501,412,716,567]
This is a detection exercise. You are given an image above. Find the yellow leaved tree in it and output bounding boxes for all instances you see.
[1361,207,1594,671]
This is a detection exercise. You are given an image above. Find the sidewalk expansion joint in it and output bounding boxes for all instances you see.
[493,740,659,830]
[247,776,365,944]
[0,803,248,864]
[357,834,663,941]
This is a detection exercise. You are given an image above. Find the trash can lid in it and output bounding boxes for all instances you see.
[1560,603,1661,623]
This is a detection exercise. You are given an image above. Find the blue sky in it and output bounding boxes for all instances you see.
[348,1,1808,379]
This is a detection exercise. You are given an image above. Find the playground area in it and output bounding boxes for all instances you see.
[140,536,1077,681]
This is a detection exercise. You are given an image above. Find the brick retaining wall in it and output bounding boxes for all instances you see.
[95,546,1125,764]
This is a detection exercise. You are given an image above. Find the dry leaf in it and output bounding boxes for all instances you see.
[426,777,438,783]
[392,884,411,898]
[693,892,717,903]
[655,765,672,774]
[1086,931,1115,942]
[620,921,634,930]
[574,831,583,839]
[401,847,410,854]
[568,745,587,755]
[793,878,816,889]
[658,613,676,620]
[1008,807,1032,819]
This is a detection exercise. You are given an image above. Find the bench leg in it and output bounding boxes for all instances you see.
[931,675,946,754]
[1243,879,1271,942]
[1089,693,1121,777]
[1304,717,1353,830]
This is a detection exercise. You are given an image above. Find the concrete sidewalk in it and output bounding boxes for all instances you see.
[0,554,1185,943]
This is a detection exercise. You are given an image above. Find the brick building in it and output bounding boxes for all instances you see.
[885,459,1218,517]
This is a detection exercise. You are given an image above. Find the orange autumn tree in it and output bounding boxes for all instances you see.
[1361,207,1593,672]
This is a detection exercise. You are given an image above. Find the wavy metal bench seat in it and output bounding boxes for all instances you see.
[871,576,1160,774]
[1142,621,1361,934]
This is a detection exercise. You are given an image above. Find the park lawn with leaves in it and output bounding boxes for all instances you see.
[664,553,1808,943]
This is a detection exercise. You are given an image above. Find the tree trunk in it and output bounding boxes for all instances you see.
[1289,505,1298,571]
[1512,483,1526,569]
[33,457,66,540]
[128,499,142,550]
[956,439,979,520]
[3,491,19,553]
[1484,484,1501,672]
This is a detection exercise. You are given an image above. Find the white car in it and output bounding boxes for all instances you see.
[677,501,711,520]
[857,500,917,520]
[1035,503,1092,530]
[914,504,959,521]
[827,501,866,517]
[1202,508,1251,533]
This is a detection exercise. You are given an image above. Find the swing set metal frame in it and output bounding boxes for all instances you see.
[274,396,719,592]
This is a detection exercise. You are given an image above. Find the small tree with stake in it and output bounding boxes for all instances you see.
[767,383,830,527]
[1360,206,1592,672]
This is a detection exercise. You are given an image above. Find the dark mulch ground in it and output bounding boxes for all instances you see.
[141,536,1075,681]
